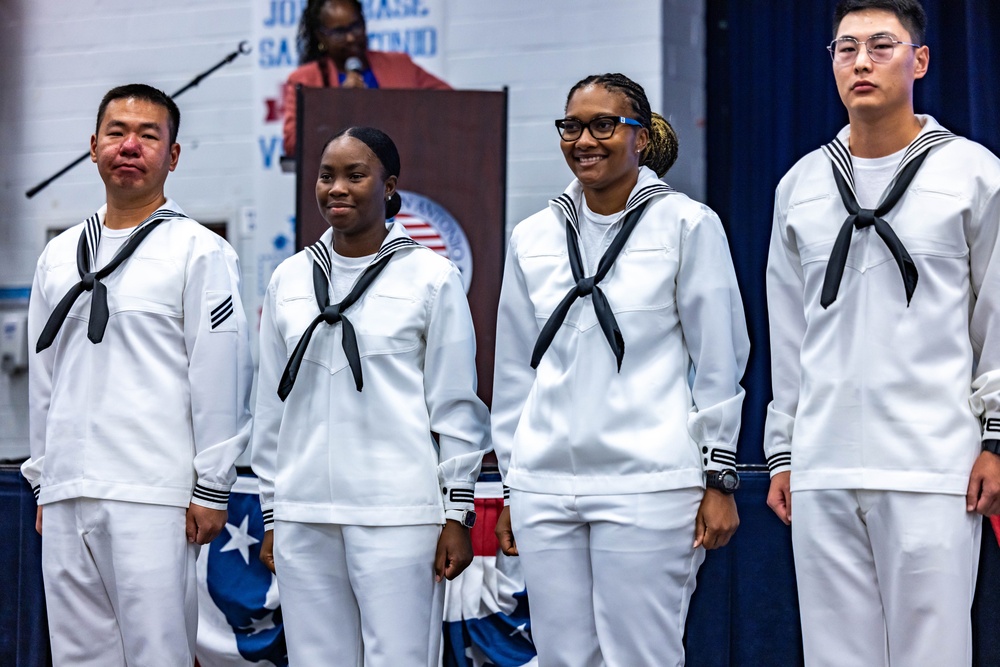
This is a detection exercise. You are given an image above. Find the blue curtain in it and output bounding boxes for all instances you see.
[707,0,1000,467]
[0,467,49,667]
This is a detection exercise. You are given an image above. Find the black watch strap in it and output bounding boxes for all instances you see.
[705,469,740,494]
[984,439,1000,456]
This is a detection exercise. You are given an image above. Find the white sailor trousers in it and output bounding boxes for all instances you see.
[273,521,444,667]
[792,489,981,667]
[41,498,198,667]
[510,488,705,667]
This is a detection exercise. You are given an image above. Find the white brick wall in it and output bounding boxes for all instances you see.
[2,0,255,281]
[0,0,706,459]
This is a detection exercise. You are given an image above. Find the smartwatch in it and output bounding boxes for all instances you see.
[445,509,477,528]
[705,469,740,494]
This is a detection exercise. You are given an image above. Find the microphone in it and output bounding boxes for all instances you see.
[345,57,364,73]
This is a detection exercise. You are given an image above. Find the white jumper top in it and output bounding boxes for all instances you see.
[765,116,1000,493]
[23,200,253,510]
[492,167,749,495]
[252,223,490,527]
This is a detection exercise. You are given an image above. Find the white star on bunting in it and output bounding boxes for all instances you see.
[219,515,260,565]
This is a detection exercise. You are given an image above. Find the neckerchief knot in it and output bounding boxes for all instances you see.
[855,209,877,228]
[575,276,596,296]
[321,304,343,324]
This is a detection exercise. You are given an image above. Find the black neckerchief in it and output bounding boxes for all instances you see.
[530,181,675,371]
[819,128,956,308]
[278,234,422,400]
[36,209,186,352]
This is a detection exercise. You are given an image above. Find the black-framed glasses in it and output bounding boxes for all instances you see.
[555,116,643,141]
[318,19,365,40]
[827,34,920,66]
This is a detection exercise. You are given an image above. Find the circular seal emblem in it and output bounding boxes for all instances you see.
[395,191,473,292]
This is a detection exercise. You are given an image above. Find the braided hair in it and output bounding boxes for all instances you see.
[565,73,679,178]
[298,0,365,64]
[323,126,403,219]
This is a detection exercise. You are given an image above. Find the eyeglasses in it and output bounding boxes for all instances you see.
[554,116,643,141]
[318,19,365,40]
[827,34,920,66]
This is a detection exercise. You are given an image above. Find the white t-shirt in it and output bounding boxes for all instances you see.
[330,250,376,301]
[851,146,906,209]
[95,225,133,269]
[579,201,621,275]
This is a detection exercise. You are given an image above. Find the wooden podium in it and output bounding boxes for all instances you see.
[295,87,508,405]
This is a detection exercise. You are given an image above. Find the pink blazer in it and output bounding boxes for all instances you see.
[282,50,451,155]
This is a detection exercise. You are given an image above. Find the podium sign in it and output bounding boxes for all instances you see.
[296,87,507,405]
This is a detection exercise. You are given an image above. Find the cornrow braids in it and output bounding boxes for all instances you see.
[298,0,365,64]
[565,73,678,177]
[566,73,652,129]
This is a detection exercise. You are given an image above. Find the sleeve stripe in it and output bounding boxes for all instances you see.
[448,488,475,505]
[193,484,230,504]
[710,449,737,466]
[767,453,792,471]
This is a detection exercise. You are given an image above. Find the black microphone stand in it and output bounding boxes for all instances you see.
[25,40,252,199]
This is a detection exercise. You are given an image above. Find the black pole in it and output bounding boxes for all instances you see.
[25,40,252,199]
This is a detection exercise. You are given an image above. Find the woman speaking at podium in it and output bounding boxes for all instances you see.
[282,0,450,156]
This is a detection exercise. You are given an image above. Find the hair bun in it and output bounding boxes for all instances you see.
[642,113,679,178]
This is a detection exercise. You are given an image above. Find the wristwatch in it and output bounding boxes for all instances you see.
[445,509,477,528]
[705,469,740,494]
[984,440,1000,456]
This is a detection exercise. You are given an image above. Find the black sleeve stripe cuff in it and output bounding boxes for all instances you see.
[503,485,510,500]
[710,449,737,466]
[447,488,475,506]
[985,417,1000,435]
[767,453,792,471]
[32,485,40,500]
[261,508,273,527]
[193,484,230,505]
